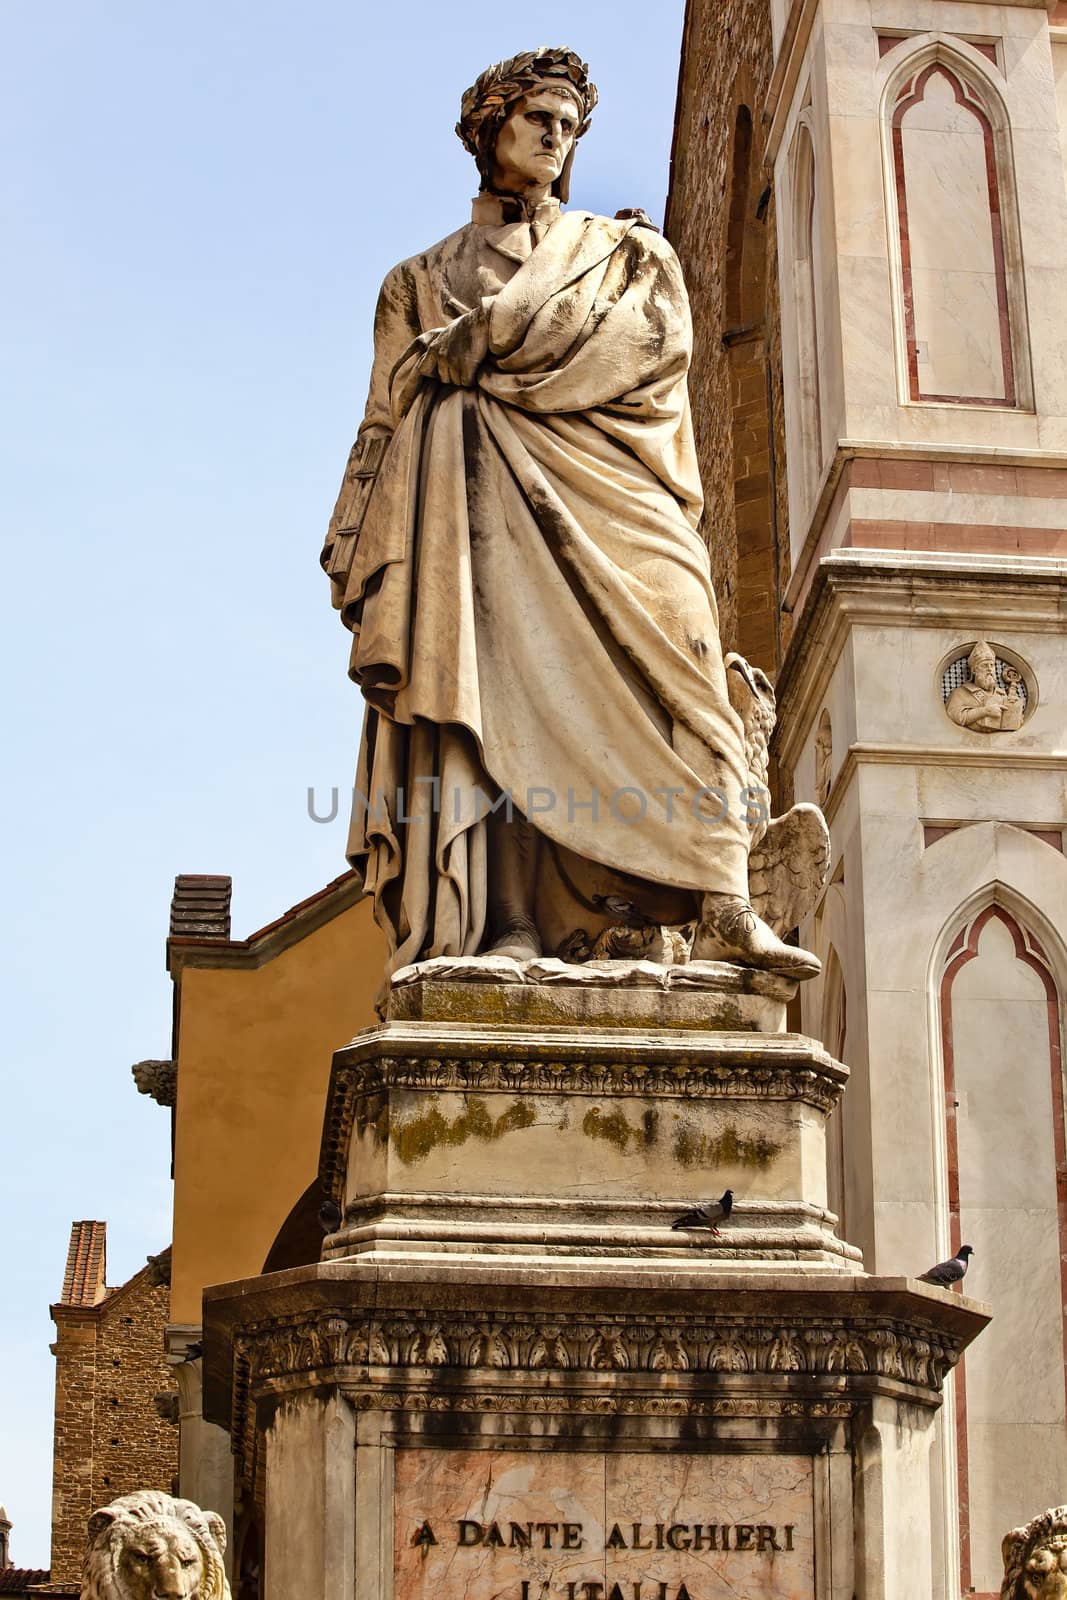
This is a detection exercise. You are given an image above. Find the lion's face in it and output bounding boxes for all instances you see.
[1021,1535,1067,1600]
[114,1521,203,1600]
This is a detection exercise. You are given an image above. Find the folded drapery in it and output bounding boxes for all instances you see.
[326,208,754,977]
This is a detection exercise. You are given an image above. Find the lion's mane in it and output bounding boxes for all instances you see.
[1001,1505,1067,1598]
[81,1490,230,1600]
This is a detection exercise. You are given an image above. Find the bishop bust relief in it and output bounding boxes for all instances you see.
[321,47,827,985]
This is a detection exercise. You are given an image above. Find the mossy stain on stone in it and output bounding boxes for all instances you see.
[674,1123,780,1169]
[391,1096,536,1165]
[355,1091,390,1150]
[583,1105,659,1152]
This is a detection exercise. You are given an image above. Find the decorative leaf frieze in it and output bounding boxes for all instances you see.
[233,1307,957,1399]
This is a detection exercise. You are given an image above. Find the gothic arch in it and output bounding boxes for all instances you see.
[879,36,1032,409]
[788,114,825,499]
[931,889,1067,1592]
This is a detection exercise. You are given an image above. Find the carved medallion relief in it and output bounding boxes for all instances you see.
[941,640,1034,732]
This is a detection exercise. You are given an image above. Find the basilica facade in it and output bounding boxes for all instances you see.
[668,1,1067,1592]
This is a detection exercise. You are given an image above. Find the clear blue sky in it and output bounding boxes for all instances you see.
[0,0,686,1566]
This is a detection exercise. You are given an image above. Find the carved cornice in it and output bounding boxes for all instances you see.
[772,550,1067,771]
[238,1307,957,1385]
[224,1300,966,1481]
[344,1389,856,1420]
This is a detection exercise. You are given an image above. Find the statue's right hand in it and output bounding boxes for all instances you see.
[417,305,491,388]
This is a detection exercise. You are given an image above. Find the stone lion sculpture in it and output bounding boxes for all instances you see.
[81,1490,230,1600]
[1001,1505,1067,1598]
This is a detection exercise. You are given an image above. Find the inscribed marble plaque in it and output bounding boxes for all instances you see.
[393,1449,814,1599]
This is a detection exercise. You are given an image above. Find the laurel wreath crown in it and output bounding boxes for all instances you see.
[455,46,598,180]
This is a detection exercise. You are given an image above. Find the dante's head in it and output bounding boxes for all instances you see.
[968,639,998,693]
[456,46,598,202]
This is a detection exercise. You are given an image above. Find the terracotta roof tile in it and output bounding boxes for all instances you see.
[59,1221,107,1307]
[242,869,358,945]
[0,1570,50,1592]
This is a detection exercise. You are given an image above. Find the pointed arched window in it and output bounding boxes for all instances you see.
[888,56,1029,406]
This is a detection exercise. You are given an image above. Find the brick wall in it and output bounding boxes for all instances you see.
[666,0,790,676]
[48,1230,177,1587]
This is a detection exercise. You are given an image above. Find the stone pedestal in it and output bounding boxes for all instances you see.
[202,961,989,1599]
[319,957,854,1270]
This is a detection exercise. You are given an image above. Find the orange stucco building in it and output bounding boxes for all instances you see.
[129,871,384,1580]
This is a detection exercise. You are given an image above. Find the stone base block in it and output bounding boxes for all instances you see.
[202,1259,990,1600]
[389,955,797,1034]
[320,968,850,1268]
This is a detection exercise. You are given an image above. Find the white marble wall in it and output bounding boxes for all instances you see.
[779,551,1067,1596]
[1054,36,1067,197]
[950,911,1067,1590]
[899,66,1006,401]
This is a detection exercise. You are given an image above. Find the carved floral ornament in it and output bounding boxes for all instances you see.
[941,639,1034,733]
[239,1310,954,1384]
[224,1306,961,1439]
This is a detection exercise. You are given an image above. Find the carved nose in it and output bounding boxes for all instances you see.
[152,1567,185,1600]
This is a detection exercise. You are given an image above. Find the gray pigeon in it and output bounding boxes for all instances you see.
[918,1244,973,1287]
[671,1189,734,1236]
[318,1198,342,1235]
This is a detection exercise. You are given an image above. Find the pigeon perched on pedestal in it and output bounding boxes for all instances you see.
[671,1189,734,1236]
[918,1244,973,1288]
[318,1198,342,1235]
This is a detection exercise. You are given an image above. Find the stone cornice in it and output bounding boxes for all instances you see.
[772,550,1067,769]
[201,1264,990,1489]
[782,440,1067,620]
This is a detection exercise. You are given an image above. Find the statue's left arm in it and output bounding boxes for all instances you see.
[320,261,423,608]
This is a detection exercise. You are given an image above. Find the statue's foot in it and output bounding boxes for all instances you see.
[488,917,542,963]
[692,893,820,979]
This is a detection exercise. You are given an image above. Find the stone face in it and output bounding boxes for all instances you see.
[79,1490,230,1600]
[393,1448,816,1600]
[1000,1505,1067,1598]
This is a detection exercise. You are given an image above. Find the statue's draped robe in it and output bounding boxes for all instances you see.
[323,197,752,975]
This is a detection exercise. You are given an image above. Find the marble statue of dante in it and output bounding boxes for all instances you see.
[322,47,823,983]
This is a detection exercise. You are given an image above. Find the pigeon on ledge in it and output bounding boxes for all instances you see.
[671,1189,734,1236]
[318,1198,342,1235]
[918,1244,973,1288]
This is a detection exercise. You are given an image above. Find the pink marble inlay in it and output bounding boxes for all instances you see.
[394,1449,815,1600]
